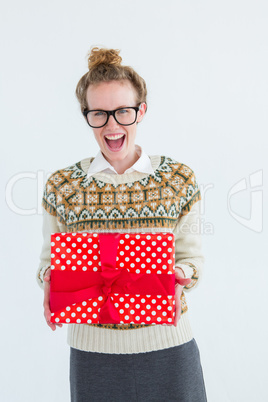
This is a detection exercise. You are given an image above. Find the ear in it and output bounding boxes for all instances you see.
[137,103,147,123]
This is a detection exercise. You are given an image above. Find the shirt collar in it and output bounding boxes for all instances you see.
[86,144,155,178]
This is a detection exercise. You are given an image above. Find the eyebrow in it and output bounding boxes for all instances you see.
[89,105,134,111]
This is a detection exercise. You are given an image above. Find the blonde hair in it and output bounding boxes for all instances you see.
[76,47,147,114]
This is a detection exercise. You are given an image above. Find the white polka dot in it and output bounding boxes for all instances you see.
[82,313,87,318]
[162,265,167,270]
[82,301,87,306]
[55,317,60,322]
[136,234,140,239]
[66,237,71,241]
[141,252,146,257]
[66,306,71,311]
[93,302,97,307]
[51,242,55,246]
[92,314,97,318]
[88,238,92,242]
[50,265,55,270]
[82,255,87,260]
[136,269,140,274]
[71,266,76,271]
[141,298,146,303]
[120,251,124,255]
[93,244,97,248]
[88,261,92,266]
[114,303,119,308]
[130,309,135,314]
[77,238,82,242]
[146,304,151,309]
[141,310,146,315]
[151,299,156,304]
[76,319,81,323]
[76,307,81,312]
[146,317,151,321]
[66,318,70,323]
[162,311,167,316]
[141,241,146,246]
[162,253,167,258]
[60,312,65,317]
[119,309,124,314]
[125,257,129,262]
[146,235,151,240]
[168,236,173,241]
[146,247,151,252]
[146,269,151,274]
[146,259,151,264]
[168,306,172,311]
[56,236,60,241]
[135,316,140,321]
[152,253,156,258]
[130,298,135,303]
[135,304,140,309]
[120,262,124,267]
[72,243,76,248]
[71,313,76,317]
[125,303,129,308]
[157,270,162,274]
[93,267,98,271]
[98,296,103,301]
[87,307,92,312]
[152,241,156,246]
[152,311,156,316]
[61,266,66,270]
[168,318,172,323]
[87,319,92,323]
[51,253,55,258]
[119,297,124,302]
[157,305,162,310]
[125,315,129,320]
[93,255,98,260]
[135,246,140,251]
[163,242,167,246]
[157,317,162,322]
[120,239,124,244]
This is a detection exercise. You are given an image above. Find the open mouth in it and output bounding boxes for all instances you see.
[104,134,126,151]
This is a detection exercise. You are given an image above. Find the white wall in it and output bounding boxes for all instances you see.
[1,1,267,401]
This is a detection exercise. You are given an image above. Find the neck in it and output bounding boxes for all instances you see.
[103,150,140,174]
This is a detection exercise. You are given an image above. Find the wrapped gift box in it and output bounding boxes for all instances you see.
[50,232,176,325]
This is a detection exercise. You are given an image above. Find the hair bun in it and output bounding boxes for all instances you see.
[88,47,122,70]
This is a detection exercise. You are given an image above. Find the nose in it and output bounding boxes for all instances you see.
[105,114,120,129]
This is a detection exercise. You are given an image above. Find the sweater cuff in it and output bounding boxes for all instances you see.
[175,264,194,279]
[37,263,51,289]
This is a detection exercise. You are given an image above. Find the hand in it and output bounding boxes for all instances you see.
[174,268,191,327]
[43,268,63,331]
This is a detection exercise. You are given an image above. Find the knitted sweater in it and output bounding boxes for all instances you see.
[37,154,204,354]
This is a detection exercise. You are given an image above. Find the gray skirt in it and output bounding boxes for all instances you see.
[70,338,207,402]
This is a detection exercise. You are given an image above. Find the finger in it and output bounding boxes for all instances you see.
[174,286,181,326]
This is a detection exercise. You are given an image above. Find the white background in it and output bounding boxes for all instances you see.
[1,1,267,401]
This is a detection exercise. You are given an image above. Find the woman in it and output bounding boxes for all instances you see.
[37,47,207,401]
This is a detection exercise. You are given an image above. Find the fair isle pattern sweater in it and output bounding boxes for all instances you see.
[37,154,204,353]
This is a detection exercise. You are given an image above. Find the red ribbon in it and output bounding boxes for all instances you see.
[50,233,175,324]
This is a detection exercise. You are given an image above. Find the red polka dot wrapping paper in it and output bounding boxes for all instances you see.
[50,232,176,325]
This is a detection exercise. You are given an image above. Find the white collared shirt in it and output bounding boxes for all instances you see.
[86,144,155,178]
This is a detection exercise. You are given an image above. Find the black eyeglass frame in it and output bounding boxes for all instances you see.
[83,106,140,128]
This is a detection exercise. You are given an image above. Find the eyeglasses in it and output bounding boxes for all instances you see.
[83,106,140,128]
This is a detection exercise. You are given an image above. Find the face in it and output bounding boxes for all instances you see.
[86,80,146,168]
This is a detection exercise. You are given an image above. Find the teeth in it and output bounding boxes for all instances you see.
[104,134,125,140]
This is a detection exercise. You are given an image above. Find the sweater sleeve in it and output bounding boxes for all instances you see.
[174,170,205,292]
[36,174,67,289]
